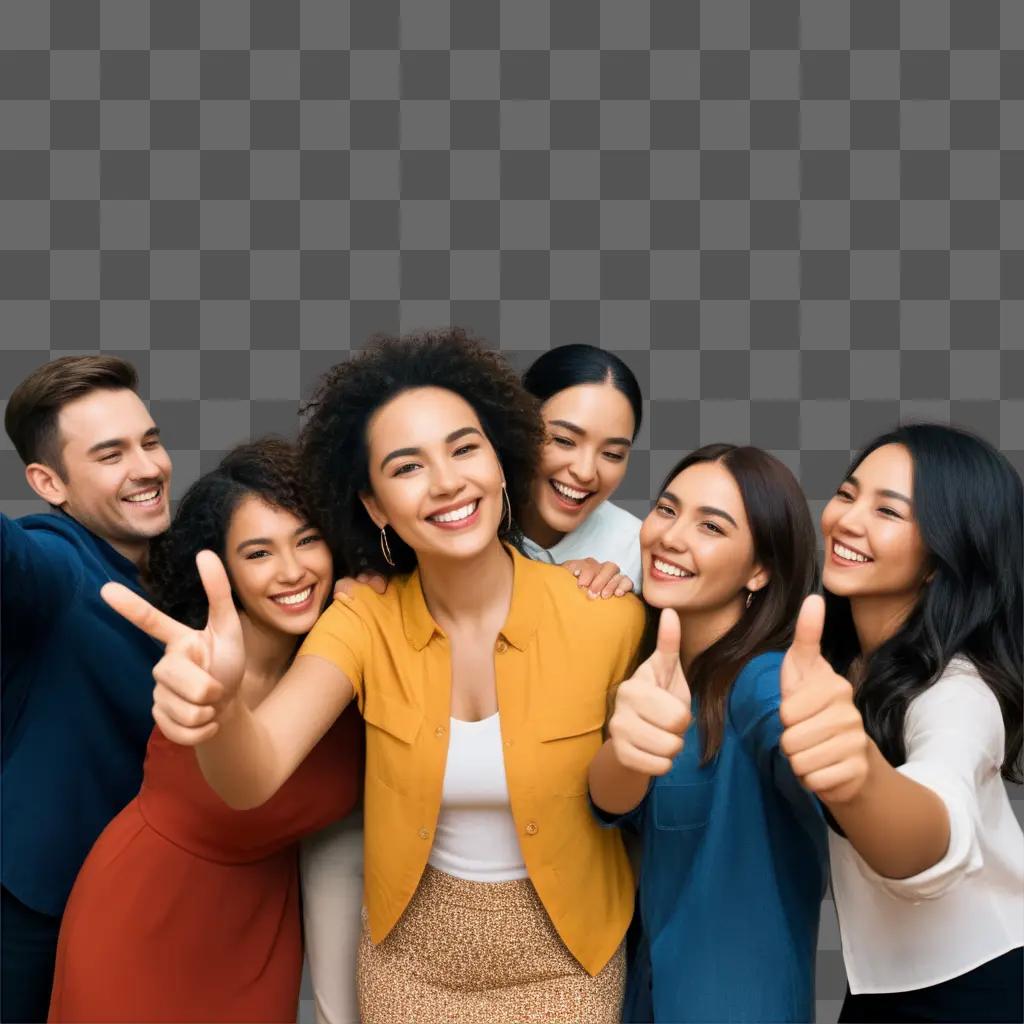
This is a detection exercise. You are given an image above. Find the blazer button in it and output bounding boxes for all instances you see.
[434,725,445,738]
[418,827,430,840]
[524,820,539,836]
[495,638,508,653]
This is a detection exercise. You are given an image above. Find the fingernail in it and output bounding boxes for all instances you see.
[588,590,598,599]
[572,569,581,577]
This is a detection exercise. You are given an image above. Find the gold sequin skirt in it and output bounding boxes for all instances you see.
[357,865,625,1024]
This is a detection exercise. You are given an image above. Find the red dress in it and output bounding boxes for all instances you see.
[48,709,363,1023]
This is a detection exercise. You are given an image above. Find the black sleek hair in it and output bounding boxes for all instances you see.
[147,439,317,629]
[522,344,643,440]
[821,424,1023,783]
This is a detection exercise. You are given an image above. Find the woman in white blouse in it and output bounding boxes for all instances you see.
[775,423,1023,1022]
[518,344,645,595]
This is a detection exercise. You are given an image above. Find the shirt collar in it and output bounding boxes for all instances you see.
[399,544,539,652]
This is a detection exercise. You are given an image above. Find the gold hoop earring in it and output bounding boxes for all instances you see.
[745,590,754,609]
[379,525,395,568]
[501,484,513,533]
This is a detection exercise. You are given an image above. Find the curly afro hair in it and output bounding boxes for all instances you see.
[147,438,318,629]
[299,328,544,576]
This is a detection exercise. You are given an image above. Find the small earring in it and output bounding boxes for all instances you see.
[745,590,754,609]
[500,484,513,533]
[379,525,395,568]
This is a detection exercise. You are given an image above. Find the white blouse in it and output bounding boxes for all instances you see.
[520,499,643,591]
[830,656,1024,994]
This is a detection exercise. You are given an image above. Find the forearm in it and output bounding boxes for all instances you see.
[825,739,950,879]
[194,700,288,809]
[588,739,652,815]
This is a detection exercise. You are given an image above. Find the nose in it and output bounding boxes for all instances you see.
[658,518,691,554]
[568,448,598,486]
[832,499,870,539]
[428,460,465,499]
[127,445,164,481]
[276,549,306,584]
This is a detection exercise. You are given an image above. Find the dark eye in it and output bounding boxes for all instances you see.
[836,488,855,502]
[701,521,725,535]
[551,436,574,448]
[298,533,322,546]
[100,452,120,462]
[246,549,270,560]
[655,503,675,517]
[878,507,902,519]
[143,440,161,450]
[453,443,478,457]
[393,462,419,477]
[603,451,625,462]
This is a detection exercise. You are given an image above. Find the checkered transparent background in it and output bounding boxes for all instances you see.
[1,2,1021,1018]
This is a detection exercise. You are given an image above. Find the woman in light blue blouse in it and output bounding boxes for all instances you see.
[589,444,827,1023]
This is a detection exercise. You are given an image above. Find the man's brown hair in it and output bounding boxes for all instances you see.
[4,355,139,477]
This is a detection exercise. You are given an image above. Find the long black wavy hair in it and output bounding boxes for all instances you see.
[653,444,819,762]
[821,424,1023,783]
[298,328,545,577]
[147,439,318,629]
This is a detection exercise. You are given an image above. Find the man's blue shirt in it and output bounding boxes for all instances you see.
[597,652,828,1024]
[1,512,160,916]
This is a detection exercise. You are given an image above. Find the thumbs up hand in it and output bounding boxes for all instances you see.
[779,595,871,804]
[102,550,247,747]
[608,609,693,777]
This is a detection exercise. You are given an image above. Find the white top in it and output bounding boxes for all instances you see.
[520,499,643,592]
[830,656,1024,994]
[427,714,528,882]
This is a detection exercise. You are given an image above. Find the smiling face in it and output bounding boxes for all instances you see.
[640,460,768,616]
[527,382,635,544]
[223,495,333,637]
[360,386,506,564]
[821,443,931,603]
[43,388,172,560]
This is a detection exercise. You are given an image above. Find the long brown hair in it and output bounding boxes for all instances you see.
[654,444,818,763]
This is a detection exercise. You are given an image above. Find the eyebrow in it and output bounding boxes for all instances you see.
[87,426,161,456]
[548,419,632,448]
[846,475,912,506]
[657,491,738,528]
[235,523,316,554]
[379,426,483,471]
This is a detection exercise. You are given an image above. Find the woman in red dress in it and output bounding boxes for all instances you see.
[48,440,363,1023]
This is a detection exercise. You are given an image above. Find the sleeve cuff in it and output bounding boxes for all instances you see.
[853,763,982,901]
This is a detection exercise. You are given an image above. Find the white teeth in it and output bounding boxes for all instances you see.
[552,480,590,501]
[430,501,477,524]
[834,542,870,563]
[273,586,312,606]
[654,558,692,578]
[124,488,160,503]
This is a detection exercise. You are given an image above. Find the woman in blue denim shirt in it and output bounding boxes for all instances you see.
[589,444,828,1023]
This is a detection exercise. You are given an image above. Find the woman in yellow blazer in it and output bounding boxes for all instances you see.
[103,330,653,1024]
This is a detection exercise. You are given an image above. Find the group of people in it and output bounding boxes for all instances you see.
[1,330,1021,1024]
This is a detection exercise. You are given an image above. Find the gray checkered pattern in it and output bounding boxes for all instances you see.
[1,2,1021,1019]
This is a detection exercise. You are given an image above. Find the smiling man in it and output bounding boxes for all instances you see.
[1,355,172,1023]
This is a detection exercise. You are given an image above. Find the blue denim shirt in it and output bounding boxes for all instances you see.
[596,652,828,1023]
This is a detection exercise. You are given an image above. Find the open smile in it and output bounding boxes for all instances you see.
[270,584,317,614]
[830,539,873,566]
[548,479,595,510]
[426,499,481,530]
[649,556,696,581]
[121,485,164,510]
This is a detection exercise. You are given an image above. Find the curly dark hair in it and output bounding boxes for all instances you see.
[299,328,544,576]
[147,438,318,629]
